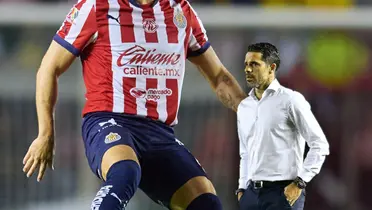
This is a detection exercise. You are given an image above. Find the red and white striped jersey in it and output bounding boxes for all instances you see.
[54,0,209,126]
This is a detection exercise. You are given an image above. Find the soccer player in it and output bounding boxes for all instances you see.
[22,0,246,209]
[236,43,330,210]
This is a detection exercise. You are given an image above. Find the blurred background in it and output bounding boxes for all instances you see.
[1,0,372,210]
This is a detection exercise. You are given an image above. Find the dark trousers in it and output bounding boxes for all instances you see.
[239,181,306,210]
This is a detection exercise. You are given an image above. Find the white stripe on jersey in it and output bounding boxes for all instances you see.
[108,0,124,112]
[112,71,125,112]
[130,4,146,44]
[107,0,121,46]
[153,2,168,44]
[129,3,147,116]
[136,77,147,117]
[170,0,186,126]
[151,3,167,122]
[65,0,93,45]
[157,78,168,123]
[170,76,183,126]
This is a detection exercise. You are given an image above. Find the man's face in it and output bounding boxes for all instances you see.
[244,52,272,88]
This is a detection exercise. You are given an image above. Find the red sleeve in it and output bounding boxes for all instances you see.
[53,0,97,56]
[186,1,210,58]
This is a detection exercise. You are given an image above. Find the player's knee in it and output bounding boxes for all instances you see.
[186,193,222,210]
[170,176,217,210]
[91,160,141,210]
[101,144,139,181]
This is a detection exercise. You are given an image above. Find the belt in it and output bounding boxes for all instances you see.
[249,180,292,189]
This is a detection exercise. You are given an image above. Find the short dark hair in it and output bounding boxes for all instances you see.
[247,42,281,71]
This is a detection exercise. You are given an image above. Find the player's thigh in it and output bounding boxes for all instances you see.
[170,175,216,210]
[139,142,216,210]
[101,144,139,181]
[82,115,140,181]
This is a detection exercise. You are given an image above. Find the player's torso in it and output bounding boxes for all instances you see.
[86,0,191,125]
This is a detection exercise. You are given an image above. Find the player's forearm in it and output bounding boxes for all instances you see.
[215,69,246,112]
[35,69,58,139]
[34,41,75,139]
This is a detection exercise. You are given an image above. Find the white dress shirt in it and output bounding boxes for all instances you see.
[237,79,330,190]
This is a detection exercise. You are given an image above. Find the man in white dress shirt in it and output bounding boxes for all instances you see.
[235,42,330,210]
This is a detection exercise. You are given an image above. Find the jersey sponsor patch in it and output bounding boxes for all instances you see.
[104,132,122,144]
[117,45,182,78]
[67,7,79,23]
[117,45,181,67]
[130,87,172,101]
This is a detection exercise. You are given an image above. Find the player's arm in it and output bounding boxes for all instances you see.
[22,41,76,181]
[23,0,97,182]
[37,42,75,137]
[186,3,246,112]
[189,48,246,112]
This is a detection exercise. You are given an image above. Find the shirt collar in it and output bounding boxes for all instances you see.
[248,89,255,98]
[267,79,280,92]
[248,79,281,98]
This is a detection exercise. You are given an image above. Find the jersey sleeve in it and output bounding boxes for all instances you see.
[186,2,210,58]
[53,0,97,57]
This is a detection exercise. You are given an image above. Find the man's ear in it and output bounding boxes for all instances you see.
[270,63,277,74]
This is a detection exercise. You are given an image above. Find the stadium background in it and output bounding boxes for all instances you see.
[1,0,372,209]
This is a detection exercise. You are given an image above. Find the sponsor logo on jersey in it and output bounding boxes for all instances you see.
[123,66,181,77]
[107,14,120,24]
[130,87,172,101]
[117,45,181,67]
[104,132,121,144]
[129,88,147,98]
[143,18,158,33]
[67,7,79,23]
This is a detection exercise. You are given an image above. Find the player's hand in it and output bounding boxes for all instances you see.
[237,191,244,201]
[23,136,55,182]
[284,183,302,206]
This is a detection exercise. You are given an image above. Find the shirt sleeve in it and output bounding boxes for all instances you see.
[185,2,211,58]
[53,0,97,57]
[288,91,330,183]
[237,115,249,190]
